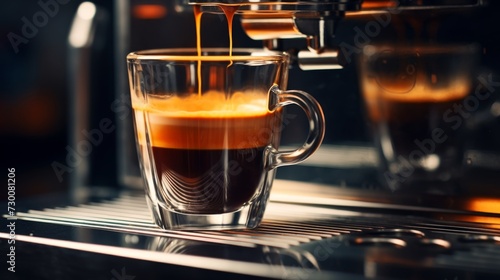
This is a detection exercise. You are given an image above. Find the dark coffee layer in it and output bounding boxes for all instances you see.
[153,146,267,213]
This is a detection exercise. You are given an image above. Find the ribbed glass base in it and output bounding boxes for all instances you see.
[145,194,268,230]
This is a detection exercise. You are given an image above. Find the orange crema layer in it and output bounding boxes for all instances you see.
[362,78,471,103]
[133,91,278,149]
[361,77,471,122]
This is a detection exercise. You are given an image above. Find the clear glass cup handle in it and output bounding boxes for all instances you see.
[267,84,326,169]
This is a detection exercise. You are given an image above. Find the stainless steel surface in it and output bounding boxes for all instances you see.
[298,49,344,70]
[3,180,500,279]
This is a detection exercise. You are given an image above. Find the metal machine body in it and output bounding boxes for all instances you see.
[1,1,499,280]
[111,0,500,208]
[186,0,487,69]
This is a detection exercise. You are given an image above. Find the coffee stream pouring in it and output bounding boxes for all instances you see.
[184,0,486,70]
[175,0,496,195]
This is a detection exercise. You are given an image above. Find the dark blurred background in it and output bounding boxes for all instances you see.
[0,1,115,199]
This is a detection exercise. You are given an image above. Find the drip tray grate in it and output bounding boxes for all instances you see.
[14,194,379,249]
[7,192,500,278]
[12,193,500,248]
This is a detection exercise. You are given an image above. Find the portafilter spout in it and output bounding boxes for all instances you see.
[188,0,362,54]
[186,0,487,70]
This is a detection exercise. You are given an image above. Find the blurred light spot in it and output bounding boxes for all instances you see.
[133,4,167,19]
[420,154,440,171]
[468,198,500,215]
[78,2,96,20]
[490,102,500,117]
[69,2,97,48]
[125,234,139,244]
[362,0,397,9]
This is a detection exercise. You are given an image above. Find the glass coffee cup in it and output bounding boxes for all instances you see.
[127,48,325,230]
[359,44,479,192]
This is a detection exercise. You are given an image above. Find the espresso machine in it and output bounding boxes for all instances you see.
[115,0,499,205]
[2,1,500,279]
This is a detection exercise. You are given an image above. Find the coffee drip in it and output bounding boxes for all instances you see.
[193,5,239,96]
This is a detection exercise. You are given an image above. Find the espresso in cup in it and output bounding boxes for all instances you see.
[360,45,478,190]
[363,77,471,178]
[134,91,282,214]
[128,48,324,230]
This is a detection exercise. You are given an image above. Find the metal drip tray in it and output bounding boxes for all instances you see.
[2,180,500,279]
[15,195,366,249]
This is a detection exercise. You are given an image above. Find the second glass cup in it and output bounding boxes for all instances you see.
[359,44,479,192]
[127,48,325,230]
